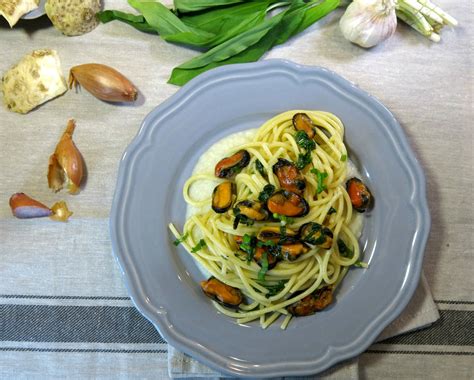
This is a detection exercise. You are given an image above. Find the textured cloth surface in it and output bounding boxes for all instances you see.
[0,0,473,379]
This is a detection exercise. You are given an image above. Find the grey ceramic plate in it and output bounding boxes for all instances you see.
[110,60,430,377]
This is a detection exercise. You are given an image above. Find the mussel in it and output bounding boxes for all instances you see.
[286,286,334,317]
[256,226,298,244]
[200,277,243,308]
[267,190,309,217]
[272,158,306,195]
[299,222,333,249]
[212,181,235,213]
[234,200,268,222]
[346,177,373,212]
[253,246,279,269]
[280,242,310,261]
[215,150,250,178]
[292,113,316,139]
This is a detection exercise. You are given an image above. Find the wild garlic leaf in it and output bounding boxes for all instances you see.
[174,0,247,13]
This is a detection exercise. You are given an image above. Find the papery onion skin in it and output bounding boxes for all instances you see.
[69,63,138,102]
[9,193,52,219]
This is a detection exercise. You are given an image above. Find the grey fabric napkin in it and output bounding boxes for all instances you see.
[168,273,439,379]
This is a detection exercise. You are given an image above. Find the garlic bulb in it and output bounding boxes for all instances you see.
[340,0,397,48]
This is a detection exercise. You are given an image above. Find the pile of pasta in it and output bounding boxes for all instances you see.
[170,110,371,329]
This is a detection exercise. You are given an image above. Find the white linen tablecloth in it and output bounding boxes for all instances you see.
[0,1,472,378]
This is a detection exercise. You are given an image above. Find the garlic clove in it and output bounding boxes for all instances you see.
[340,0,397,48]
[9,193,52,219]
[48,119,85,194]
[69,63,138,103]
[50,201,73,222]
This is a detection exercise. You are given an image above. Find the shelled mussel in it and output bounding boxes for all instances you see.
[346,177,373,212]
[200,277,243,308]
[287,286,334,316]
[272,158,306,195]
[215,150,250,178]
[212,181,235,213]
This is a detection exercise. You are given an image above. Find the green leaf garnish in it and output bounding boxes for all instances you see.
[257,240,276,248]
[240,233,256,262]
[328,207,337,215]
[337,239,354,258]
[255,159,266,177]
[258,251,269,281]
[295,130,316,151]
[191,239,207,253]
[258,184,275,203]
[272,213,294,225]
[173,232,189,246]
[340,154,347,162]
[310,168,328,194]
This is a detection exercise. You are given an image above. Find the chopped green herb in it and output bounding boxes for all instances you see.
[257,240,276,248]
[340,154,347,162]
[295,130,316,151]
[258,251,269,281]
[337,239,354,258]
[310,168,328,194]
[255,159,266,177]
[353,260,367,268]
[279,224,287,237]
[191,239,206,253]
[262,280,287,298]
[328,207,337,215]
[232,208,255,229]
[173,232,189,246]
[272,213,294,225]
[295,152,312,170]
[240,233,256,262]
[258,184,275,203]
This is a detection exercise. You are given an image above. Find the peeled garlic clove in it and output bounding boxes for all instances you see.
[0,0,39,27]
[9,193,52,219]
[1,49,67,114]
[340,0,397,48]
[48,119,85,194]
[45,0,101,36]
[50,201,73,222]
[69,63,138,103]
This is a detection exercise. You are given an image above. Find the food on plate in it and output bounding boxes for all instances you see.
[9,193,72,221]
[48,119,85,194]
[170,110,374,329]
[0,0,39,27]
[1,49,67,114]
[69,63,138,103]
[45,0,101,36]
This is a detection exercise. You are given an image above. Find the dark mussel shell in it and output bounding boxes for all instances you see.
[346,177,373,212]
[212,181,235,213]
[200,277,243,308]
[272,158,306,195]
[286,286,334,316]
[215,150,250,178]
[267,190,309,217]
[292,113,316,139]
[299,222,333,249]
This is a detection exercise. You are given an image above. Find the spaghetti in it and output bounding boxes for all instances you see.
[169,110,371,329]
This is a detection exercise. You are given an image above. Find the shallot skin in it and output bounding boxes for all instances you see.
[69,63,138,103]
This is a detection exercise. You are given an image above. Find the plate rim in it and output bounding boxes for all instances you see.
[110,59,431,377]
